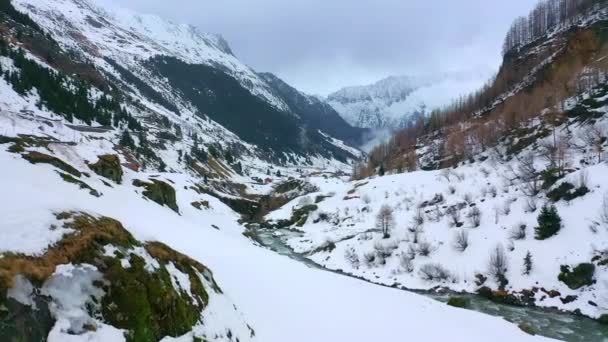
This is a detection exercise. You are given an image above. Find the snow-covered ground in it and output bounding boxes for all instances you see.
[0,131,553,341]
[266,126,608,320]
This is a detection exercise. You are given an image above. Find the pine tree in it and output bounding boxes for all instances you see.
[119,130,135,148]
[535,205,562,240]
[523,251,533,275]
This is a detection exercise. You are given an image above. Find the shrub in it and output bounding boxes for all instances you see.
[524,197,538,213]
[522,251,533,276]
[535,205,562,240]
[453,230,469,252]
[509,224,527,240]
[547,182,590,202]
[446,206,462,227]
[399,253,414,273]
[363,252,376,267]
[447,296,469,308]
[344,247,360,269]
[467,207,482,228]
[417,241,433,257]
[419,263,452,282]
[558,263,595,289]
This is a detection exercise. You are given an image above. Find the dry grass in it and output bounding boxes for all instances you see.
[0,212,135,288]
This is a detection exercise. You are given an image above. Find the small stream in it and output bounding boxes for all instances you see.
[252,228,608,342]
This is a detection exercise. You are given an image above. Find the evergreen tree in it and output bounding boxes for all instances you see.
[119,130,135,148]
[535,205,562,240]
[523,251,533,276]
[379,164,385,176]
[158,159,167,172]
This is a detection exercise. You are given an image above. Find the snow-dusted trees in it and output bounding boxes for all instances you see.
[502,0,600,55]
[488,245,509,288]
[376,205,395,239]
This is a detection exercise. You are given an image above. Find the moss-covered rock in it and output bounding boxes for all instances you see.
[447,296,470,308]
[133,179,179,213]
[58,172,100,197]
[558,263,595,290]
[22,151,81,177]
[518,323,536,335]
[89,154,123,184]
[0,213,214,342]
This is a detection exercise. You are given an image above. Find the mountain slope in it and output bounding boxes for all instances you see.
[260,72,369,147]
[11,0,362,161]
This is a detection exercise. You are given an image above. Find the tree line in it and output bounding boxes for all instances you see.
[503,0,604,56]
[0,38,140,130]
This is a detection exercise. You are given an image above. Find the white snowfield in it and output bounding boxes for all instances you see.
[0,144,551,341]
[267,125,608,321]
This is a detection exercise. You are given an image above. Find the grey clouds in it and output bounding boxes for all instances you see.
[95,0,538,95]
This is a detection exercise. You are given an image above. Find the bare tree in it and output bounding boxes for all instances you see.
[419,263,452,282]
[601,192,608,227]
[579,124,606,164]
[488,244,509,288]
[467,207,482,228]
[453,230,469,252]
[376,204,395,238]
[515,153,542,197]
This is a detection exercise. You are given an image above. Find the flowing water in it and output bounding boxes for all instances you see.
[252,228,608,342]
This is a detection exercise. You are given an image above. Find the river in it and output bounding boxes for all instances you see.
[251,228,608,342]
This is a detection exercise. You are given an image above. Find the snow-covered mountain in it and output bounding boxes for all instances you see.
[11,0,365,160]
[327,72,489,129]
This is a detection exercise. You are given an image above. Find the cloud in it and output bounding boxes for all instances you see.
[93,0,537,95]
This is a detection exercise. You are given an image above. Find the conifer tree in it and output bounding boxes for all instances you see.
[535,205,562,240]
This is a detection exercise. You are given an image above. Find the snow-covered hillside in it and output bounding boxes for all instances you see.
[0,69,549,342]
[265,94,608,324]
[13,0,288,112]
[327,72,489,129]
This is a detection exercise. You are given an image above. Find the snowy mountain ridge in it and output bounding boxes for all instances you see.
[13,0,289,112]
[327,71,490,129]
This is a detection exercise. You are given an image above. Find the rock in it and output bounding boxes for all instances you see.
[447,296,470,308]
[558,263,595,290]
[89,154,123,184]
[518,323,536,335]
[22,151,81,177]
[133,179,179,213]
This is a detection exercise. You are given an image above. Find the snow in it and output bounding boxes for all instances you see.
[43,264,126,342]
[0,131,552,341]
[13,0,289,112]
[267,134,608,319]
[327,71,491,129]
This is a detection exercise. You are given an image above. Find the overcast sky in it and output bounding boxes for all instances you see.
[95,0,538,95]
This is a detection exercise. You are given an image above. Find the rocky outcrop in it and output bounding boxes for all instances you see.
[89,154,123,184]
[133,179,179,213]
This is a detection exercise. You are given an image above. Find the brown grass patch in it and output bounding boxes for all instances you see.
[0,213,136,288]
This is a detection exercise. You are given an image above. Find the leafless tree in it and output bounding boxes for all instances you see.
[419,263,452,282]
[376,205,395,238]
[453,230,469,252]
[488,244,509,288]
[515,153,542,197]
[525,197,538,213]
[578,124,606,164]
[601,193,608,227]
[446,206,462,228]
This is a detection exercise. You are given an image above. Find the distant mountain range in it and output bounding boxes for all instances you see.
[326,72,491,129]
